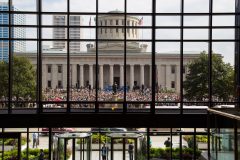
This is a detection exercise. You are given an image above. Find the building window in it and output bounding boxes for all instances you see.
[183,65,186,74]
[110,20,112,25]
[116,20,118,25]
[171,81,175,89]
[47,65,51,73]
[171,65,175,74]
[116,28,118,33]
[58,65,62,73]
[58,81,62,88]
[48,80,52,88]
[105,20,107,25]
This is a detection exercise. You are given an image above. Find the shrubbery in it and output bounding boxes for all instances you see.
[150,147,201,159]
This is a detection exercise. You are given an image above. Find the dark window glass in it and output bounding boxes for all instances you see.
[171,65,175,74]
[47,65,51,73]
[171,81,175,88]
[48,80,52,88]
[58,65,62,73]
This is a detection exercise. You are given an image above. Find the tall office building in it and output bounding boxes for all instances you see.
[0,2,26,61]
[53,15,82,53]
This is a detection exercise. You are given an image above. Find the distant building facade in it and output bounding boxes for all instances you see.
[21,11,202,94]
[0,2,25,61]
[53,15,82,53]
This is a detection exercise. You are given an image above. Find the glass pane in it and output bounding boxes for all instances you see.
[184,16,209,26]
[99,0,124,13]
[70,0,96,12]
[212,42,235,102]
[156,16,180,26]
[42,0,67,12]
[184,0,209,13]
[127,0,152,13]
[155,42,180,104]
[183,42,208,102]
[213,0,235,13]
[156,0,181,13]
[12,0,36,11]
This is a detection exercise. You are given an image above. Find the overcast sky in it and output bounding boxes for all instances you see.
[5,0,237,65]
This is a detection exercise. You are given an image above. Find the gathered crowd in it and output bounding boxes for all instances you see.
[0,87,181,108]
[43,88,180,102]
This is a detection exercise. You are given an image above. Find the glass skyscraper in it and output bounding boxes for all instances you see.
[0,2,25,61]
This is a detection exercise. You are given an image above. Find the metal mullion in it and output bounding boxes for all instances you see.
[95,0,99,113]
[236,0,240,109]
[7,0,12,114]
[147,128,150,160]
[37,0,42,113]
[209,0,213,108]
[180,0,184,115]
[66,0,70,113]
[151,0,156,114]
[123,0,127,113]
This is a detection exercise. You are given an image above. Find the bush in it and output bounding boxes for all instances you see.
[150,147,202,159]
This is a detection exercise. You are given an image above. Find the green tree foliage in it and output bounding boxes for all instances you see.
[184,51,234,101]
[0,56,36,100]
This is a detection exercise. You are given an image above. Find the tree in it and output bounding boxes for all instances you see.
[183,51,234,101]
[0,56,36,100]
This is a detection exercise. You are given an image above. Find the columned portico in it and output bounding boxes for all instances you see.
[89,65,93,89]
[99,65,104,89]
[109,65,114,85]
[52,64,58,89]
[62,64,67,88]
[140,65,144,86]
[42,64,47,89]
[166,65,171,89]
[80,65,84,88]
[130,65,134,90]
[120,65,124,87]
[71,64,77,88]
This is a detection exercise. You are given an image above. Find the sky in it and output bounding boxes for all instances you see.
[3,0,237,65]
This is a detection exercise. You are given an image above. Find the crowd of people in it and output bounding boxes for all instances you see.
[42,87,179,102]
[0,86,181,108]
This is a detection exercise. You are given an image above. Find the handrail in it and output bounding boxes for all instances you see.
[208,108,240,121]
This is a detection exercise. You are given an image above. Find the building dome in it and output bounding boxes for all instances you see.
[97,10,140,40]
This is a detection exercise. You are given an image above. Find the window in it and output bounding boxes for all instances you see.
[171,81,175,89]
[116,20,119,25]
[110,20,112,25]
[58,81,62,88]
[171,65,175,74]
[47,65,51,73]
[47,80,51,88]
[58,65,62,73]
[183,65,186,74]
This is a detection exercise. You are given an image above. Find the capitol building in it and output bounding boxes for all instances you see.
[23,11,200,94]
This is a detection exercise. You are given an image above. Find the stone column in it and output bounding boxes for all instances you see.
[166,65,172,90]
[89,65,93,89]
[120,65,124,87]
[140,65,144,86]
[109,65,114,85]
[71,64,77,88]
[52,64,58,89]
[42,64,47,90]
[130,65,134,90]
[176,65,181,94]
[62,64,67,89]
[149,65,152,87]
[157,65,161,88]
[80,65,84,87]
[99,65,104,89]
